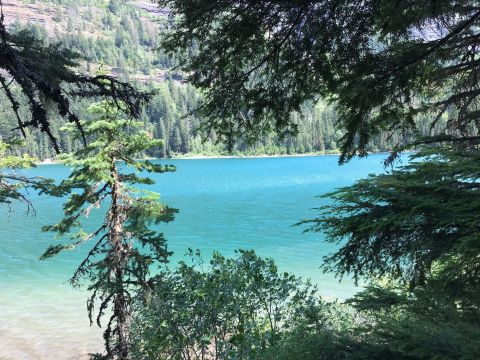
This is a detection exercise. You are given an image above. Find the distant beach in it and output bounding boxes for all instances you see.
[35,150,409,165]
[36,151,343,165]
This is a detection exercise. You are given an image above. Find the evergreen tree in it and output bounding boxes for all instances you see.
[41,100,177,359]
[158,0,480,160]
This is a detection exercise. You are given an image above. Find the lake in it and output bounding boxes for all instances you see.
[0,154,395,359]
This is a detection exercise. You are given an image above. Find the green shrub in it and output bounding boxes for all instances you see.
[131,250,325,359]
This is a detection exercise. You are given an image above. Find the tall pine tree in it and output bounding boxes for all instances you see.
[41,100,176,359]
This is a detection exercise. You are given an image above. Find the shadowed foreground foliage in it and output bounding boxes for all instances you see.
[302,148,480,309]
[159,0,480,162]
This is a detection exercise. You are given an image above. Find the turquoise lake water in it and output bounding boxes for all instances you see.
[0,154,396,359]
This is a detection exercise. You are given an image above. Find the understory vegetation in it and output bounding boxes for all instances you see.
[132,244,480,360]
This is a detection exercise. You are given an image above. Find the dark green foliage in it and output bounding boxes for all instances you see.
[158,0,480,161]
[131,250,322,360]
[351,285,480,359]
[41,100,176,359]
[301,148,480,309]
[256,312,480,360]
[132,252,480,360]
[255,283,480,360]
[345,285,411,312]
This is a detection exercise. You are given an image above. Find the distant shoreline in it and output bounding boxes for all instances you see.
[171,152,340,160]
[36,150,403,165]
[36,152,342,165]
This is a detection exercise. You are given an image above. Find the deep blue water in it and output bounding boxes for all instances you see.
[0,154,397,359]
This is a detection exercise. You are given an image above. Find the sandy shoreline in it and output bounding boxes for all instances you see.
[172,152,340,160]
[36,150,412,165]
[36,152,341,165]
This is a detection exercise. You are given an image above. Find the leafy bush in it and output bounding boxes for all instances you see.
[131,251,480,360]
[131,250,325,359]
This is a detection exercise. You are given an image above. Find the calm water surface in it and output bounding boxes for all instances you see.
[0,155,396,359]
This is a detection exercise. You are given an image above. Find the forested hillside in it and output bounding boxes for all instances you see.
[2,0,413,158]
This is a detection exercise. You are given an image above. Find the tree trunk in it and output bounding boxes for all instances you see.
[109,158,130,360]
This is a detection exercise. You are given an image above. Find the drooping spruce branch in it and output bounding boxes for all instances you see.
[0,139,67,213]
[159,0,480,162]
[41,100,177,359]
[0,0,151,212]
[0,1,151,152]
[299,147,480,309]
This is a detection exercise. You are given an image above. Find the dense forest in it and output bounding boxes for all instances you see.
[1,0,417,159]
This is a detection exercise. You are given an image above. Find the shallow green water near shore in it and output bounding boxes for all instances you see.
[0,154,395,359]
